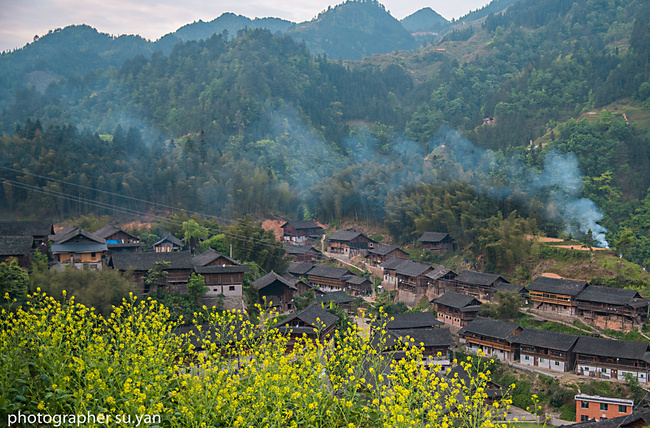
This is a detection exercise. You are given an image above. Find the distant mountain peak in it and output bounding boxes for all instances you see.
[401,7,448,33]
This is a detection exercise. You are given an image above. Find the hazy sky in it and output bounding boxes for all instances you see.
[0,0,491,52]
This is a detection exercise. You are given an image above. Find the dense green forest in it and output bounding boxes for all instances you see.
[1,0,650,270]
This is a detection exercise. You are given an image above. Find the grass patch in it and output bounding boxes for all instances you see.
[518,317,593,336]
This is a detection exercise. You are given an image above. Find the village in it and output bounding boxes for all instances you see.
[2,218,650,426]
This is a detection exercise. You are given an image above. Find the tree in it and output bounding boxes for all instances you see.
[182,219,209,254]
[481,291,522,320]
[145,261,170,296]
[0,259,29,301]
[294,290,315,311]
[188,273,207,301]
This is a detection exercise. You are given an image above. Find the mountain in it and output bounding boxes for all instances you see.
[400,7,448,33]
[289,0,417,60]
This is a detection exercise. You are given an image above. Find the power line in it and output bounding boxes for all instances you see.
[1,177,286,251]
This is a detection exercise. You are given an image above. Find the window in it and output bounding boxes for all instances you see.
[229,286,235,291]
[581,401,589,409]
[600,403,608,411]
[524,356,530,361]
[581,415,589,422]
[619,405,627,413]
[554,361,560,366]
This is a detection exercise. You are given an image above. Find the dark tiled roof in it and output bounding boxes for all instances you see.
[327,230,369,242]
[281,221,322,230]
[275,303,338,330]
[458,317,521,340]
[384,312,444,329]
[528,276,588,296]
[284,244,321,255]
[110,250,194,271]
[395,260,432,277]
[343,275,371,286]
[192,248,238,267]
[380,257,410,270]
[153,234,184,247]
[195,265,249,274]
[455,270,509,286]
[0,236,34,256]
[288,261,315,275]
[575,285,644,306]
[508,328,578,351]
[493,283,526,294]
[425,265,456,281]
[252,271,298,291]
[93,225,139,241]
[316,290,354,305]
[418,232,449,243]
[51,242,107,254]
[0,221,53,237]
[433,291,482,309]
[368,244,402,256]
[389,327,454,348]
[52,227,105,244]
[565,410,650,427]
[573,336,650,360]
[307,265,351,279]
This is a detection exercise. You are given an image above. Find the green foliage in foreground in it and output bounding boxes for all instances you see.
[0,291,515,427]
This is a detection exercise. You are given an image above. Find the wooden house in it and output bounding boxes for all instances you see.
[283,244,321,262]
[452,270,511,302]
[287,261,316,279]
[573,336,650,383]
[252,271,303,311]
[93,225,142,253]
[0,236,34,268]
[386,328,455,366]
[274,303,339,348]
[575,285,648,332]
[509,328,578,372]
[316,290,354,311]
[417,232,453,252]
[0,220,53,255]
[342,274,372,296]
[382,312,444,330]
[109,250,194,294]
[458,317,523,362]
[365,244,409,267]
[305,265,354,293]
[192,248,248,297]
[326,230,376,257]
[425,265,457,296]
[380,257,408,287]
[153,234,184,252]
[395,260,434,295]
[528,276,589,316]
[280,221,324,244]
[50,227,107,269]
[431,291,483,327]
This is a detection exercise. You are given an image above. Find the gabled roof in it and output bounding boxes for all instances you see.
[51,242,107,254]
[281,221,322,230]
[288,261,316,275]
[284,244,321,255]
[194,265,249,274]
[395,260,432,277]
[575,285,645,307]
[252,271,298,291]
[418,232,449,243]
[508,328,578,351]
[0,221,54,237]
[275,303,338,330]
[93,225,139,241]
[433,291,482,309]
[389,327,454,348]
[425,265,456,281]
[528,276,588,296]
[52,227,105,244]
[0,236,34,256]
[368,244,404,257]
[458,317,521,340]
[343,275,371,286]
[380,257,410,270]
[327,230,374,242]
[153,234,184,247]
[316,290,354,305]
[110,250,194,271]
[573,336,650,360]
[306,265,351,279]
[455,270,509,287]
[192,248,239,267]
[384,312,444,329]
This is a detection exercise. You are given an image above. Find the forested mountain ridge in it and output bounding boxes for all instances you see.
[1,0,650,275]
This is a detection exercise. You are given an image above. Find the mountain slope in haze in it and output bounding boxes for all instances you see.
[289,0,417,60]
[401,7,448,33]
